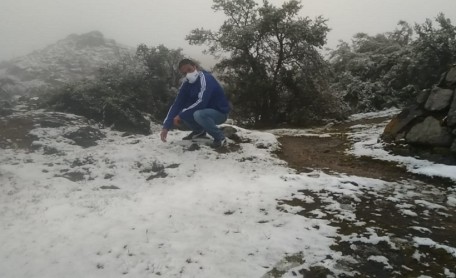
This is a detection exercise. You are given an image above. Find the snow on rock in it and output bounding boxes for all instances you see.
[347,117,456,181]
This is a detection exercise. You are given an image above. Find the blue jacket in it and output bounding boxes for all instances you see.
[163,71,230,130]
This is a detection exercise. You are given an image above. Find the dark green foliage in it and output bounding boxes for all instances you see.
[45,45,185,134]
[187,0,348,126]
[412,13,456,88]
[330,14,456,113]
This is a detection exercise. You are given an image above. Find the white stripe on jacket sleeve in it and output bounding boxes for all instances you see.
[182,72,206,113]
[163,82,185,126]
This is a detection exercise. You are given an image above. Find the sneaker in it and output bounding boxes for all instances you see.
[182,130,206,140]
[210,138,227,149]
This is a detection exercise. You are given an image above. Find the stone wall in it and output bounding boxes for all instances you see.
[382,65,456,155]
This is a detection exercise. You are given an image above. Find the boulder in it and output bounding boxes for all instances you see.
[447,92,456,126]
[443,66,456,88]
[221,125,238,139]
[405,116,453,147]
[382,105,424,142]
[424,87,454,111]
[416,89,430,105]
[383,67,456,159]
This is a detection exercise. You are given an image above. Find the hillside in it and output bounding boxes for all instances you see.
[0,31,133,98]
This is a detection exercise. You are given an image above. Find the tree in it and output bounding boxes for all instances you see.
[136,44,185,89]
[412,13,456,88]
[329,14,456,113]
[187,0,344,125]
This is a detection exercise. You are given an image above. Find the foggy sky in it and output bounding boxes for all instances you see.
[1,0,455,67]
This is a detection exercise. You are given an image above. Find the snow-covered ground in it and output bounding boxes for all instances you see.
[1,109,455,277]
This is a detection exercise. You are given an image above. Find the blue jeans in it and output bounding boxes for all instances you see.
[181,109,228,141]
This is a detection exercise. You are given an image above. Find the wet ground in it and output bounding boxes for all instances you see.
[273,117,456,277]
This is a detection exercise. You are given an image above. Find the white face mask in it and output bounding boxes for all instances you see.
[186,70,199,83]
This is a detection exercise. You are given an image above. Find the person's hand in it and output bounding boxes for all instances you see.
[160,129,168,142]
[173,115,181,127]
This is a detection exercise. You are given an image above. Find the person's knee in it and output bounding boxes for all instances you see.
[193,110,205,124]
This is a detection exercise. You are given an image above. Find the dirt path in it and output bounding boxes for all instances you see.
[271,117,456,277]
[275,117,454,185]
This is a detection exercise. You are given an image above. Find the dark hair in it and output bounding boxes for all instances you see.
[178,58,197,69]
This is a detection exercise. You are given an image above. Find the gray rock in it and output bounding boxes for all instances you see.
[382,105,424,142]
[405,116,453,147]
[58,171,86,182]
[0,101,13,116]
[452,140,456,153]
[221,125,238,139]
[444,66,456,88]
[447,91,456,126]
[100,185,120,190]
[146,171,168,180]
[63,126,105,148]
[416,89,430,105]
[394,131,406,142]
[424,87,454,111]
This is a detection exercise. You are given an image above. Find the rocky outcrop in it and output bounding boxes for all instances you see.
[448,92,456,126]
[382,65,456,156]
[424,87,453,111]
[440,66,456,88]
[0,109,105,151]
[405,116,453,147]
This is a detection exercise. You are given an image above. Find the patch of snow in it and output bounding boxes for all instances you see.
[413,237,456,258]
[409,226,431,233]
[448,196,456,207]
[401,209,418,217]
[367,255,392,269]
[414,200,446,210]
[267,128,334,137]
[341,228,398,250]
[412,250,425,261]
[348,108,401,121]
[445,268,456,278]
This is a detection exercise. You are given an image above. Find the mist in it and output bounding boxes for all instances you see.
[1,0,456,67]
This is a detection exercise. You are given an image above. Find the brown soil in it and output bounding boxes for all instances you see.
[275,117,454,186]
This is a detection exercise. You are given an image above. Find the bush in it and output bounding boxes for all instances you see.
[44,45,185,134]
